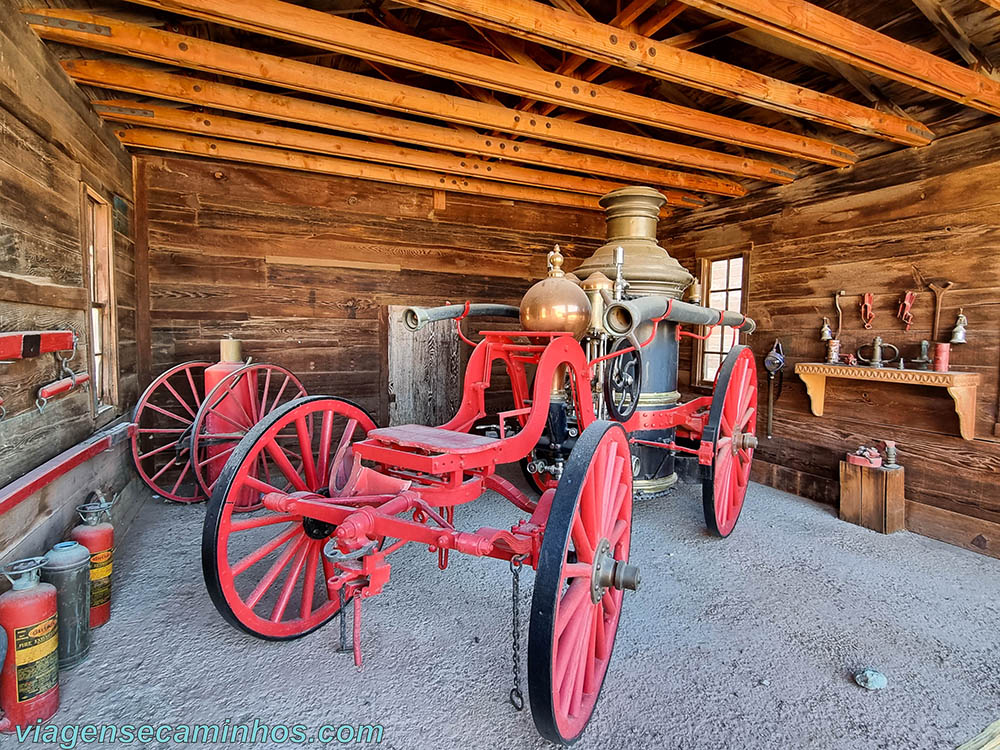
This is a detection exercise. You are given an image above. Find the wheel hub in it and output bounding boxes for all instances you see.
[302,516,336,539]
[730,428,759,455]
[589,538,641,603]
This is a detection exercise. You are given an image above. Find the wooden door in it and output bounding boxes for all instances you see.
[387,305,462,426]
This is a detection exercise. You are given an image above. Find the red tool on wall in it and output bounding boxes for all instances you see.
[0,331,74,362]
[860,293,875,329]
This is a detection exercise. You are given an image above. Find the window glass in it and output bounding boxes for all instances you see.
[697,252,746,386]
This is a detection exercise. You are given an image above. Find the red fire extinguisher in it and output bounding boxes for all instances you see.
[69,494,114,629]
[203,337,256,503]
[0,558,59,732]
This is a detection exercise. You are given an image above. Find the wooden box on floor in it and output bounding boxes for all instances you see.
[839,462,905,534]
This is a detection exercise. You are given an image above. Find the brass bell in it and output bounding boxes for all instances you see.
[950,309,967,345]
[819,317,833,342]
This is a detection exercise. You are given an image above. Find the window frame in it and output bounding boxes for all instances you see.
[690,244,752,390]
[81,184,119,415]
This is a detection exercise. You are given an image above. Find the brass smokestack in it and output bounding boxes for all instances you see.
[573,186,693,299]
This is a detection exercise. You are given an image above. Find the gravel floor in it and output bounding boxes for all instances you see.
[29,477,1000,750]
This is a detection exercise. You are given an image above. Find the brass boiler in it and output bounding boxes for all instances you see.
[575,187,695,496]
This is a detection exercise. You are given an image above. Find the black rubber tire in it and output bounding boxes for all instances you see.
[528,420,631,744]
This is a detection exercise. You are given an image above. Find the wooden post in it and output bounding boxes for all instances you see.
[839,461,905,534]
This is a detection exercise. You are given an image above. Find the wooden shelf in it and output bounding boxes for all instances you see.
[794,363,981,440]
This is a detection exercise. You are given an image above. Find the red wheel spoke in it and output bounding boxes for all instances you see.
[138,439,180,461]
[145,402,191,425]
[267,375,291,414]
[149,456,179,482]
[609,482,628,533]
[231,525,301,577]
[583,606,600,695]
[205,406,252,433]
[609,518,629,547]
[264,441,309,492]
[295,416,319,490]
[555,598,589,691]
[170,460,191,495]
[596,444,616,536]
[555,579,591,640]
[300,541,320,619]
[197,445,236,468]
[244,474,287,496]
[270,540,311,622]
[563,562,592,579]
[571,514,595,564]
[720,409,733,436]
[245,535,307,608]
[739,403,757,430]
[316,410,335,482]
[259,367,273,418]
[162,380,197,418]
[229,513,301,533]
[184,366,201,404]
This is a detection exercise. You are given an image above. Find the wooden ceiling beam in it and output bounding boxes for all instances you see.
[27,14,791,183]
[75,1,857,163]
[391,0,930,146]
[114,128,610,209]
[93,99,705,207]
[910,0,998,78]
[67,62,746,195]
[979,0,1000,10]
[678,0,1000,116]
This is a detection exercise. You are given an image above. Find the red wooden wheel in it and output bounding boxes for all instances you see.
[702,345,758,538]
[528,420,636,744]
[202,396,376,640]
[191,364,307,509]
[131,361,210,503]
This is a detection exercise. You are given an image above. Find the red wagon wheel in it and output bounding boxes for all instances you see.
[202,396,376,640]
[702,345,758,538]
[528,420,638,744]
[191,364,307,509]
[131,361,211,503]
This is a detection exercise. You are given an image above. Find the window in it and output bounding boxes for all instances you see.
[694,250,748,386]
[83,188,118,411]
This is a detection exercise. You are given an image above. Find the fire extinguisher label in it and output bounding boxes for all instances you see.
[13,614,59,702]
[90,548,113,608]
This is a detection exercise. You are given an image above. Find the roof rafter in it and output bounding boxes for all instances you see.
[74,0,858,164]
[390,0,931,145]
[93,98,706,206]
[115,128,611,209]
[25,11,794,183]
[678,0,1000,116]
[910,0,998,78]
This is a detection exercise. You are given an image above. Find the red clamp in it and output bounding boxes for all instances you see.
[860,293,874,329]
[0,330,75,362]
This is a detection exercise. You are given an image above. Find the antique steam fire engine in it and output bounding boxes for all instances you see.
[199,187,758,744]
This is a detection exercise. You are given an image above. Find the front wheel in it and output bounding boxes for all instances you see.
[528,420,637,744]
[202,396,376,640]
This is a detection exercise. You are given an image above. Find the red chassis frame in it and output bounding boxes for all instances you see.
[254,329,713,601]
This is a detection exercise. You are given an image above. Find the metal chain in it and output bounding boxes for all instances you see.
[509,554,528,711]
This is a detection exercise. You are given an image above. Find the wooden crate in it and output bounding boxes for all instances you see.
[839,461,905,534]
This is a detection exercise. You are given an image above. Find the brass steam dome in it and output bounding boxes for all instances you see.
[519,246,591,338]
[573,186,694,299]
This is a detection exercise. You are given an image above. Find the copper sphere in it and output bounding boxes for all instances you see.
[520,278,591,337]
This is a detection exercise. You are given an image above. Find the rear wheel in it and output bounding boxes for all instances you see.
[702,346,758,538]
[202,396,375,640]
[528,420,637,744]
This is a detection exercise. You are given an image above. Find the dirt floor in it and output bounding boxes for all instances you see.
[29,477,1000,750]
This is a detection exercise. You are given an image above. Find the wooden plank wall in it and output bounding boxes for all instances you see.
[665,121,1000,559]
[0,1,140,563]
[139,154,604,425]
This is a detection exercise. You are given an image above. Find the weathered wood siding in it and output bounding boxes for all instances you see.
[0,3,138,562]
[666,122,1000,559]
[139,154,604,425]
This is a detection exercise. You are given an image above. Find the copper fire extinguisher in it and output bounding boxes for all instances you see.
[0,558,60,732]
[70,494,115,629]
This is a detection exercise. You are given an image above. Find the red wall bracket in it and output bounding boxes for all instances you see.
[0,331,75,361]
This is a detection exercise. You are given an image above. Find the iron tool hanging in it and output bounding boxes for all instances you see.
[763,339,785,439]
